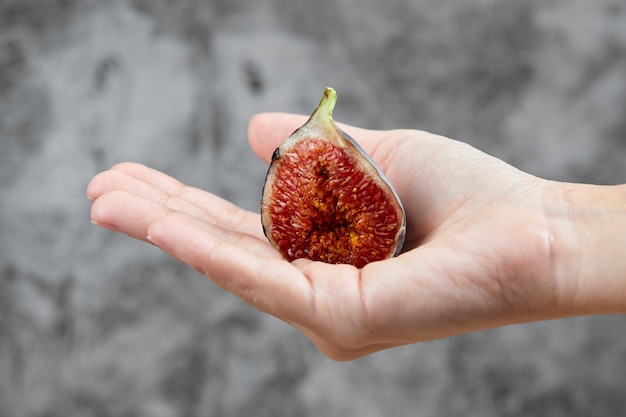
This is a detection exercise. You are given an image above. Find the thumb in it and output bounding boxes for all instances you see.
[247,112,375,164]
[247,113,308,164]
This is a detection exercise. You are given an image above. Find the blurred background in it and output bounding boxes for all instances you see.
[1,0,625,415]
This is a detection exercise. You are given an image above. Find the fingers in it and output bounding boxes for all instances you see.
[90,190,167,240]
[104,162,186,196]
[87,161,317,323]
[88,162,266,240]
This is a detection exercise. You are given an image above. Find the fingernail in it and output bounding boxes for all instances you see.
[91,219,122,233]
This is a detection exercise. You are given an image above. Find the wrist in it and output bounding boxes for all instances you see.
[547,182,626,315]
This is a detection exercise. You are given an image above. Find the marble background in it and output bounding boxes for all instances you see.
[1,0,626,416]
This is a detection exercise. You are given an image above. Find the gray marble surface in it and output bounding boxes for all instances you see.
[1,0,625,416]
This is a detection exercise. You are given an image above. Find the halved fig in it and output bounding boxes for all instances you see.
[260,87,406,268]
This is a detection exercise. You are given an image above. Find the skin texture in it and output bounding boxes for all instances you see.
[87,113,626,361]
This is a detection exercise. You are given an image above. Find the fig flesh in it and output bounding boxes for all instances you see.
[260,87,406,268]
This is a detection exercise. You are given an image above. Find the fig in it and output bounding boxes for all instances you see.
[260,87,406,268]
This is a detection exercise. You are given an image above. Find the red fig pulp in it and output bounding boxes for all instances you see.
[260,88,406,268]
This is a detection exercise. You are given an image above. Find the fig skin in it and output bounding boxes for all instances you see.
[260,87,406,268]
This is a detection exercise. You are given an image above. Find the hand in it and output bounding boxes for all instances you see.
[87,113,626,360]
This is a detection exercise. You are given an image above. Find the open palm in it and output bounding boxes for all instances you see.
[88,113,562,360]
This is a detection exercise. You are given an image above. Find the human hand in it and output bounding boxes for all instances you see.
[87,113,626,360]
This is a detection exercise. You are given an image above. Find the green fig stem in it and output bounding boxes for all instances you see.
[311,87,337,126]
